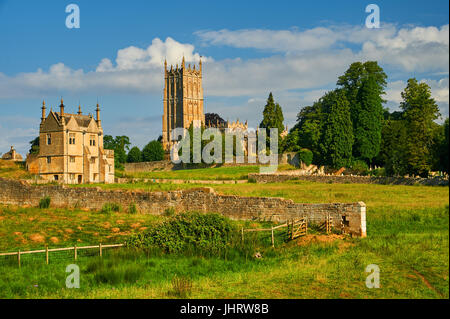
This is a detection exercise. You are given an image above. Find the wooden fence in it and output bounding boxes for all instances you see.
[287,218,308,240]
[318,214,333,234]
[0,243,124,267]
[241,217,308,247]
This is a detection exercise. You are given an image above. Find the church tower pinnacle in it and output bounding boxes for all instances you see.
[41,100,46,122]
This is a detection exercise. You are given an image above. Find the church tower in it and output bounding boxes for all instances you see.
[162,57,205,152]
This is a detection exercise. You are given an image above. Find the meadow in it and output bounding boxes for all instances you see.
[0,160,32,180]
[116,164,296,181]
[0,177,448,299]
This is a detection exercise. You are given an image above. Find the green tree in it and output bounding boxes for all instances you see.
[337,61,387,160]
[259,92,276,128]
[298,148,313,166]
[294,102,326,164]
[127,146,142,163]
[259,92,285,153]
[274,102,286,152]
[353,75,384,163]
[142,140,164,162]
[431,118,449,174]
[320,90,354,168]
[379,119,409,176]
[29,137,40,155]
[104,135,131,168]
[441,119,449,174]
[283,129,301,152]
[400,78,440,177]
[103,135,115,150]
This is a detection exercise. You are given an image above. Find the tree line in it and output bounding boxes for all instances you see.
[103,135,164,169]
[280,61,448,177]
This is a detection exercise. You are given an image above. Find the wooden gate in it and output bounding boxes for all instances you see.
[287,217,308,240]
[318,214,333,234]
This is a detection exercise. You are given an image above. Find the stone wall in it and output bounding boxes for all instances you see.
[123,160,262,173]
[115,178,248,184]
[124,160,176,173]
[248,173,449,186]
[0,177,366,237]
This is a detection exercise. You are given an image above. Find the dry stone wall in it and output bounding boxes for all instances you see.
[0,177,366,237]
[248,173,449,186]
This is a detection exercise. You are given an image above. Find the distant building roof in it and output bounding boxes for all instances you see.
[1,146,23,161]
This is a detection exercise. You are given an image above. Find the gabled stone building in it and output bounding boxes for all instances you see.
[1,146,23,162]
[37,99,114,184]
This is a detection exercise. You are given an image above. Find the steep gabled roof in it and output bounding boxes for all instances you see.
[51,112,97,129]
[53,112,97,129]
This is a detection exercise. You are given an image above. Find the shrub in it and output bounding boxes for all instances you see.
[142,140,164,162]
[169,276,193,298]
[127,146,142,163]
[298,149,313,166]
[128,203,138,214]
[93,264,144,285]
[351,160,369,175]
[163,207,176,217]
[125,212,236,253]
[101,203,121,214]
[38,196,51,209]
[369,167,386,177]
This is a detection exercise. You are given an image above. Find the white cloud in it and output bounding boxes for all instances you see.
[384,77,449,120]
[0,24,448,117]
[385,78,449,104]
[0,37,209,98]
[197,24,449,73]
[98,37,209,73]
[195,27,339,52]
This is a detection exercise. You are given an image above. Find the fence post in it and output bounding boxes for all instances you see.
[74,245,77,261]
[326,214,330,234]
[271,227,274,248]
[99,243,102,257]
[241,228,244,243]
[18,250,21,268]
[46,245,49,264]
[291,219,294,240]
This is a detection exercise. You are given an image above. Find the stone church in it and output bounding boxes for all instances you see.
[161,57,250,154]
[162,57,205,152]
[33,99,115,184]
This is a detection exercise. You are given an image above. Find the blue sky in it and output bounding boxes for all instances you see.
[0,0,448,156]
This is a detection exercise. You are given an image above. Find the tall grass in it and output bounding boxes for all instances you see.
[38,196,51,209]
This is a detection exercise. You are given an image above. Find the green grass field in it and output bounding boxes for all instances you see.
[117,164,296,180]
[72,179,448,210]
[0,180,448,299]
[0,160,33,180]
